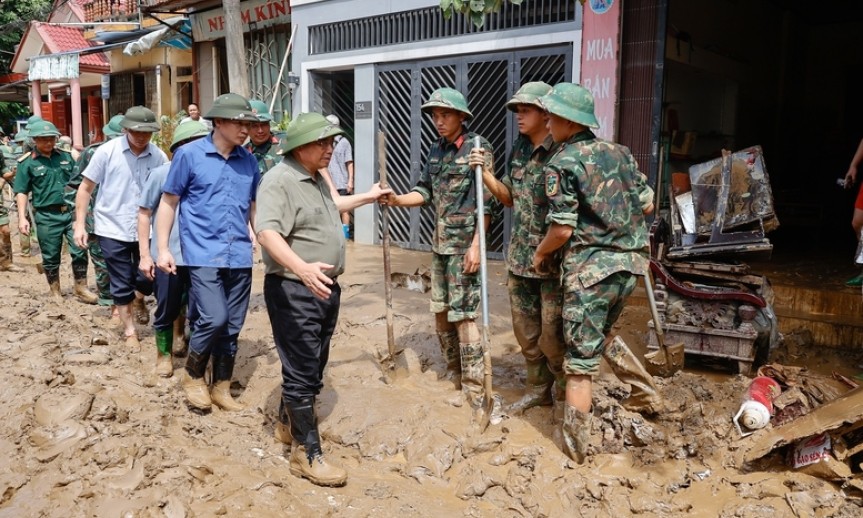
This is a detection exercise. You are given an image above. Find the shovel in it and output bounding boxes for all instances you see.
[377,131,409,381]
[643,266,685,377]
[473,137,497,429]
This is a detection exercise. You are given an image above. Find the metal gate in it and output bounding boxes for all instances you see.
[245,24,292,122]
[376,46,572,256]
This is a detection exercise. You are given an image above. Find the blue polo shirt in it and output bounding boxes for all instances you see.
[162,134,260,268]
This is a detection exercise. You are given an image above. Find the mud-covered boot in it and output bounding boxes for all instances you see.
[132,296,149,325]
[437,330,461,388]
[154,329,173,378]
[287,398,347,487]
[551,380,566,424]
[72,263,98,304]
[459,342,486,410]
[210,355,243,411]
[45,269,62,300]
[0,232,23,272]
[603,336,663,415]
[274,398,292,445]
[562,405,592,464]
[172,312,188,357]
[508,360,554,415]
[182,350,212,411]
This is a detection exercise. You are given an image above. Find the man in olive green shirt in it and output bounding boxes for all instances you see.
[256,112,389,488]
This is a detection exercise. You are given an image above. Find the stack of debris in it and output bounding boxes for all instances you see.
[648,147,781,374]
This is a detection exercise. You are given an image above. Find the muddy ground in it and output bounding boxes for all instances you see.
[1,238,863,518]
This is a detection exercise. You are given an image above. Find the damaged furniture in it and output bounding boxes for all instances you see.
[647,147,780,374]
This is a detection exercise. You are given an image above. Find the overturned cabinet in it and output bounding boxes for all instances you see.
[647,147,780,374]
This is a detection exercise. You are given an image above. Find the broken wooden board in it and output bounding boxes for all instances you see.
[736,385,863,466]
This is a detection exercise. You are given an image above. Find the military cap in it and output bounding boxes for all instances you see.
[278,112,345,155]
[27,120,61,138]
[170,120,210,152]
[506,81,553,112]
[421,87,473,120]
[120,106,161,132]
[103,115,125,139]
[205,93,257,121]
[248,99,273,122]
[540,83,600,129]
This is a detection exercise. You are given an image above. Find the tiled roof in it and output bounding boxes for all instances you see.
[32,22,109,70]
[66,0,88,21]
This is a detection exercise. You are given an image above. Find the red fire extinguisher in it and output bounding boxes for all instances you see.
[733,376,781,437]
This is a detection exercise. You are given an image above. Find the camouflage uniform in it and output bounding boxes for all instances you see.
[245,136,280,175]
[503,134,568,407]
[413,130,495,321]
[0,145,10,226]
[65,143,112,305]
[545,129,651,376]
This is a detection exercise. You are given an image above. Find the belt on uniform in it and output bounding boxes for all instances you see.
[38,204,69,213]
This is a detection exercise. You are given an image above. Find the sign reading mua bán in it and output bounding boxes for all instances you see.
[580,0,620,141]
[190,0,291,42]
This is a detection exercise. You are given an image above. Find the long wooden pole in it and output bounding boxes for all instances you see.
[377,131,396,361]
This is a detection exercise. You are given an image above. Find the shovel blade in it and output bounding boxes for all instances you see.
[645,342,685,377]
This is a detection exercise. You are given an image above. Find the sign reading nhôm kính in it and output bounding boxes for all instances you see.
[190,0,291,42]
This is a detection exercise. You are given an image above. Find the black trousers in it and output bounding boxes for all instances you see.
[264,274,340,403]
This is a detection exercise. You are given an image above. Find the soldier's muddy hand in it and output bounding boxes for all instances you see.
[464,243,480,274]
[468,148,492,173]
[380,192,398,206]
[532,251,550,275]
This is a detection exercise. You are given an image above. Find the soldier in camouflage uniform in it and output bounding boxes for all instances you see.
[384,87,497,413]
[246,99,280,175]
[65,115,125,314]
[533,83,660,463]
[0,135,24,272]
[468,82,565,414]
[12,129,36,257]
[13,120,98,303]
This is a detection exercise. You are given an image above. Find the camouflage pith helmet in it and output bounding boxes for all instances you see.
[26,115,44,126]
[421,87,473,120]
[278,112,345,155]
[26,120,61,138]
[506,81,553,112]
[248,99,273,122]
[540,83,600,129]
[170,121,210,152]
[120,106,161,132]
[103,115,125,139]
[204,93,257,121]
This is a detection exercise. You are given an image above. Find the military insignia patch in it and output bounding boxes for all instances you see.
[546,172,560,196]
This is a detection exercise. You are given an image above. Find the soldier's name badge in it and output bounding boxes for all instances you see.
[546,172,560,196]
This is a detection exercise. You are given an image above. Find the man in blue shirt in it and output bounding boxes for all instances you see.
[138,121,210,378]
[156,93,260,412]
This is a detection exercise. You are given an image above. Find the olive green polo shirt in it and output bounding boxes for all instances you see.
[256,155,345,280]
[13,149,74,208]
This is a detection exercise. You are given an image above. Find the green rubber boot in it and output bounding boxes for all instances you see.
[155,329,173,378]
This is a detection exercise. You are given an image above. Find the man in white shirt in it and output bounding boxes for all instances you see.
[74,106,168,348]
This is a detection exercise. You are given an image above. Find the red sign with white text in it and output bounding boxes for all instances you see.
[580,0,621,141]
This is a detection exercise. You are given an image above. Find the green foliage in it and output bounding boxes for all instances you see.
[0,0,52,73]
[151,112,188,158]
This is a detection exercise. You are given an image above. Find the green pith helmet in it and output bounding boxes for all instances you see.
[278,112,345,155]
[540,82,600,129]
[248,99,273,122]
[103,115,125,139]
[26,120,61,138]
[14,130,27,143]
[506,81,553,112]
[204,93,257,121]
[421,87,473,120]
[170,121,210,152]
[26,115,44,126]
[120,106,161,132]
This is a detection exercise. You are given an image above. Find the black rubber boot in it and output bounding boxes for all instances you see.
[287,398,347,486]
[210,355,243,411]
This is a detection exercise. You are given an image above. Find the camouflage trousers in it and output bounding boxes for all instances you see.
[430,252,480,323]
[508,273,565,378]
[88,233,111,306]
[562,271,637,376]
[0,201,8,226]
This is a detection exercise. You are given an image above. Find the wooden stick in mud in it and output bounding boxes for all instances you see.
[377,131,397,366]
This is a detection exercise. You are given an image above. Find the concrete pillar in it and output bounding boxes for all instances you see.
[70,77,83,148]
[353,64,376,245]
[31,80,42,116]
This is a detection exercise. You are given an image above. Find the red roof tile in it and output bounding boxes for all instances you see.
[33,22,109,70]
